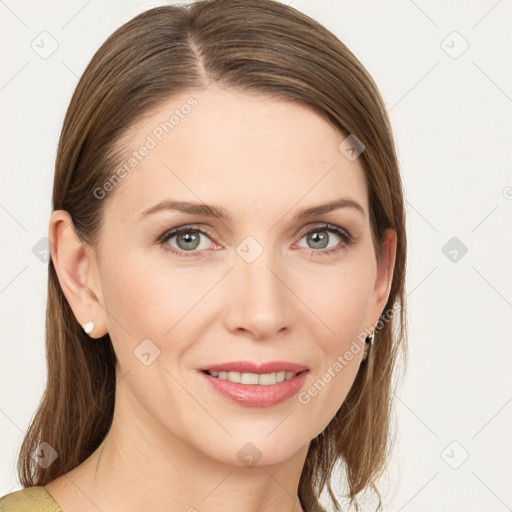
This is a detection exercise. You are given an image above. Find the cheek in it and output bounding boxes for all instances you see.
[292,260,375,432]
[99,254,220,362]
[294,256,376,341]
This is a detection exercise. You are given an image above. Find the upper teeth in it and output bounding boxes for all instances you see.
[207,370,296,385]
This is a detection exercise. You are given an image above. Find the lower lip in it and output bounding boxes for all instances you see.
[199,370,309,407]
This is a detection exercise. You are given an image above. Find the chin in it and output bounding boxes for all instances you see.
[199,430,309,468]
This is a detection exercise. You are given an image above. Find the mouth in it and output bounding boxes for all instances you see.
[197,361,310,407]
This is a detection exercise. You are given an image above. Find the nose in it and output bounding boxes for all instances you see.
[223,245,291,340]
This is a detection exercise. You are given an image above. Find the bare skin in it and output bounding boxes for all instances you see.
[45,85,396,512]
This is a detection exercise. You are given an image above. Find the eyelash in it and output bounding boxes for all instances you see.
[157,223,355,258]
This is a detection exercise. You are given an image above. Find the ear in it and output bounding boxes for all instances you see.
[367,228,397,328]
[48,210,108,338]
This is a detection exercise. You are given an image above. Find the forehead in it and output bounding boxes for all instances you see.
[107,87,368,222]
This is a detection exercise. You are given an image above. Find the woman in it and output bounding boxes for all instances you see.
[0,0,407,510]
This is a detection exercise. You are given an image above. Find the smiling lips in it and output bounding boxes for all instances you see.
[200,360,308,385]
[198,361,310,407]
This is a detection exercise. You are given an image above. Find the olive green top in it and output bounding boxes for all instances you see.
[0,486,63,512]
[0,485,327,511]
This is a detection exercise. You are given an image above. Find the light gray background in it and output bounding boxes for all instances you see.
[1,1,511,510]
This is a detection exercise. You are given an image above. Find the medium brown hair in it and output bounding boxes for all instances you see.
[17,1,407,510]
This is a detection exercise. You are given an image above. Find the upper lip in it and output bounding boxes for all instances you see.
[200,361,309,374]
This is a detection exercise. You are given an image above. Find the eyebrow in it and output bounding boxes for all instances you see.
[137,197,365,221]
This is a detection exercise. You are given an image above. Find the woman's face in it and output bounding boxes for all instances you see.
[87,86,395,466]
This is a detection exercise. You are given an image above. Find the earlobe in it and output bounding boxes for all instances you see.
[48,210,108,338]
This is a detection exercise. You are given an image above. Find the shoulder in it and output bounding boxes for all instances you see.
[0,486,63,512]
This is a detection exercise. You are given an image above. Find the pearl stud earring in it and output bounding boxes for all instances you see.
[83,321,95,334]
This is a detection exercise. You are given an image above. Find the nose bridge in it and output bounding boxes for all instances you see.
[227,235,290,336]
